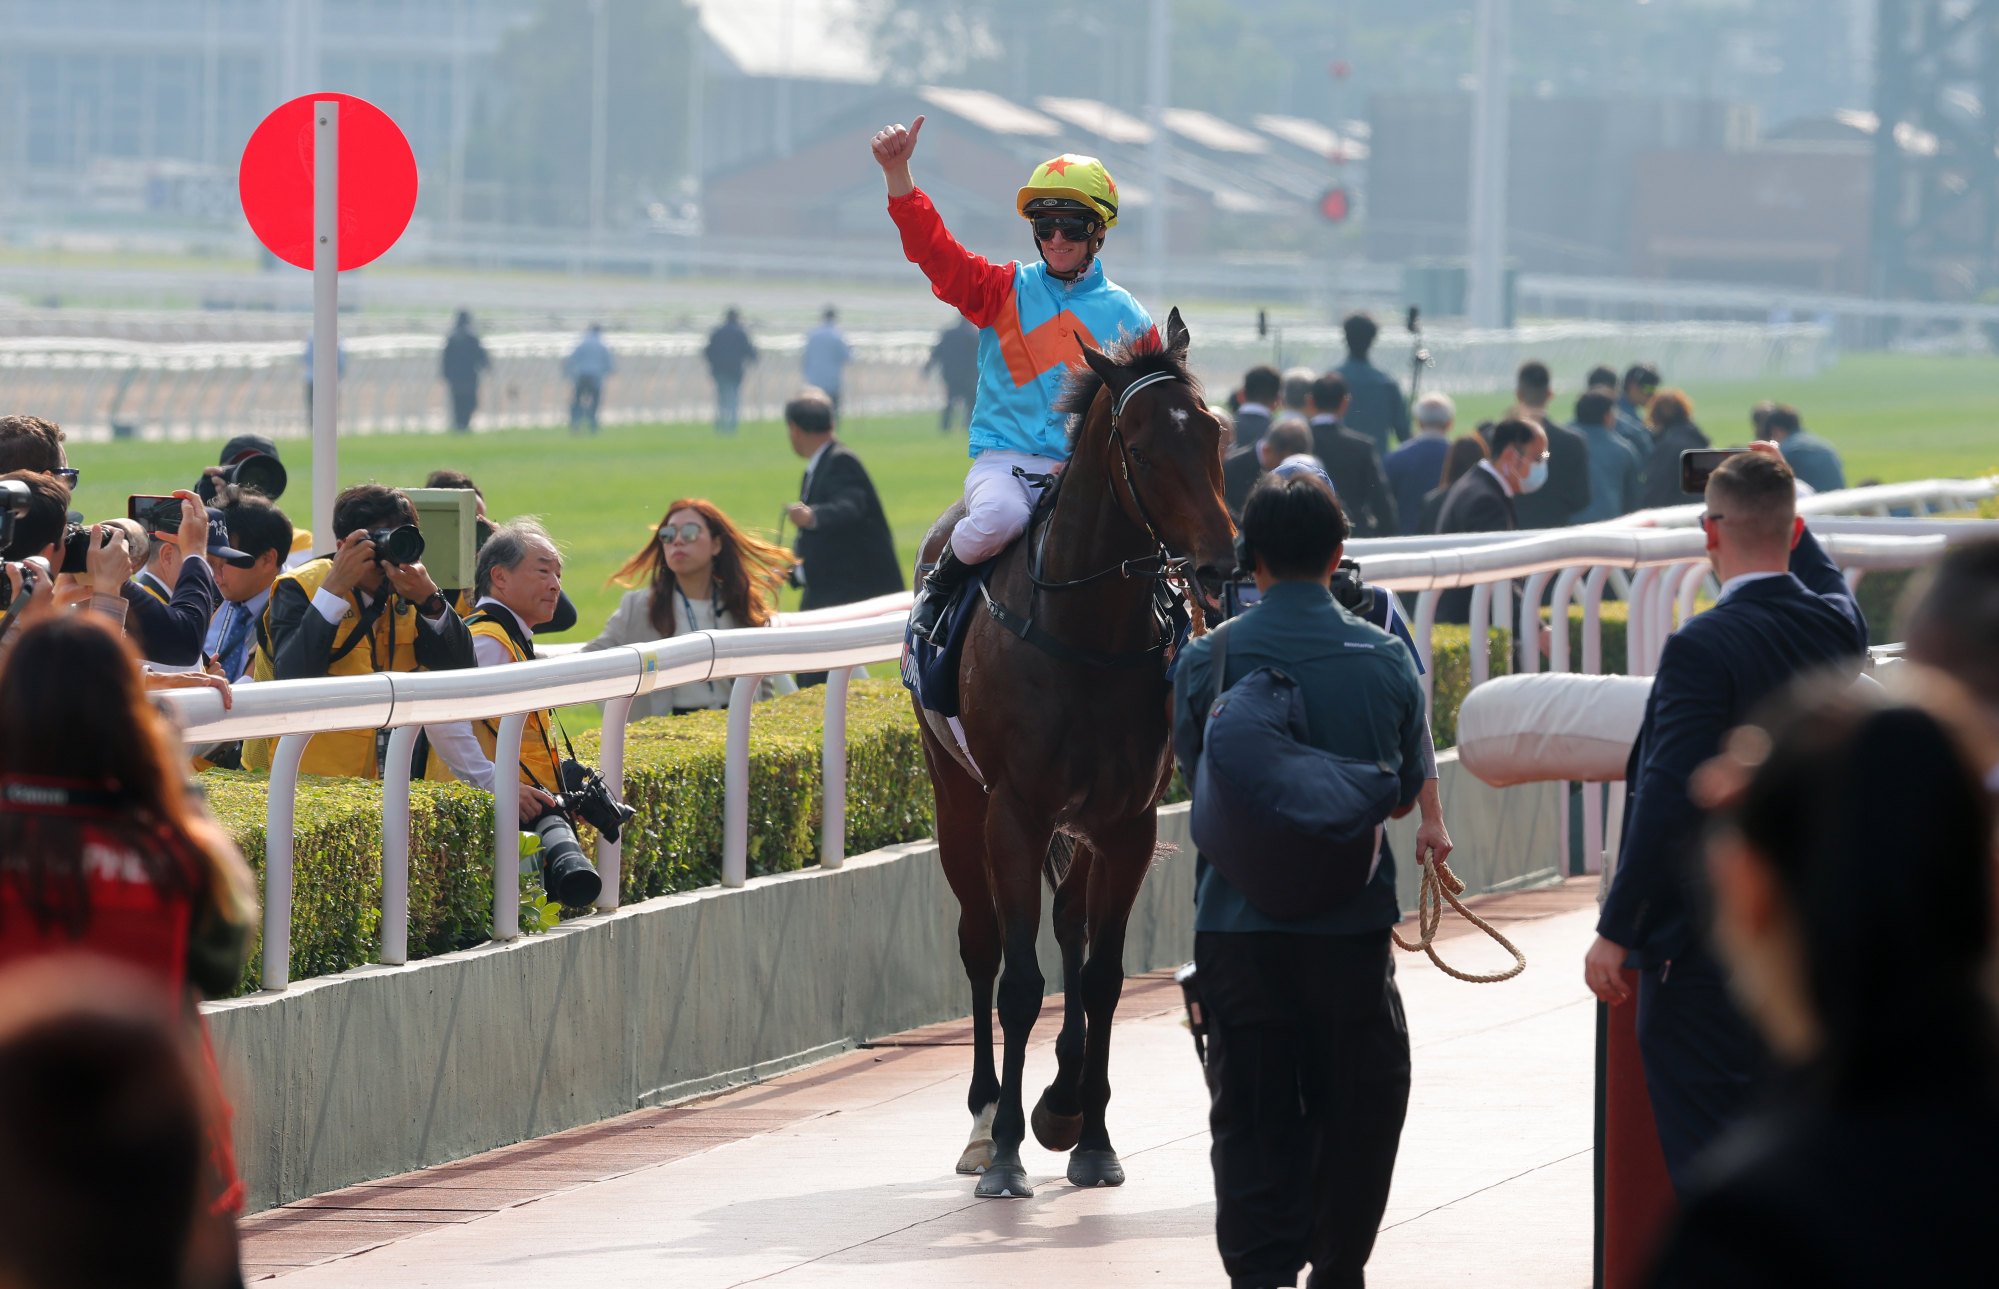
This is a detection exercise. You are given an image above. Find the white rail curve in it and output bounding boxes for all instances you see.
[156,486,1999,992]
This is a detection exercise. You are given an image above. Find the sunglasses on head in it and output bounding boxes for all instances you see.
[659,522,709,545]
[1033,215,1097,243]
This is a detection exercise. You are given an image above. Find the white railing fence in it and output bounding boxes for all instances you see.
[155,479,1999,991]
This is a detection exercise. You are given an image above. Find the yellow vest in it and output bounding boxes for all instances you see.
[465,609,562,792]
[243,558,444,780]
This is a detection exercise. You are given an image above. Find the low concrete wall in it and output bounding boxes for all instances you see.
[211,773,1559,1212]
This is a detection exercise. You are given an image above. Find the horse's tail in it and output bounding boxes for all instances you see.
[1043,832,1078,891]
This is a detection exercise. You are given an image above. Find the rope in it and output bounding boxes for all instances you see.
[1391,858,1527,984]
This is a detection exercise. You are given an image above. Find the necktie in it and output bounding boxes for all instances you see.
[217,603,254,679]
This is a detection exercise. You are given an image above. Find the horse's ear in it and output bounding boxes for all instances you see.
[1079,334,1123,388]
[1164,307,1190,356]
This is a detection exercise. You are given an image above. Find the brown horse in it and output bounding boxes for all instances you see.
[914,309,1235,1197]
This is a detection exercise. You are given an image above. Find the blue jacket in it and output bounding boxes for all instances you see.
[1572,419,1644,523]
[1337,356,1410,457]
[1173,581,1428,937]
[1780,430,1847,493]
[1597,529,1868,965]
[1385,433,1450,536]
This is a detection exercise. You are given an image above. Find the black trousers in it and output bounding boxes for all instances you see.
[1196,929,1411,1289]
[449,381,478,431]
[1635,948,1766,1193]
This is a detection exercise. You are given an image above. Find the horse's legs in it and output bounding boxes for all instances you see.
[1032,849,1092,1153]
[974,793,1049,1198]
[922,727,1002,1174]
[1066,812,1157,1188]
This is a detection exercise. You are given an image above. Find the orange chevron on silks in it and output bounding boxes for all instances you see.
[994,307,1099,389]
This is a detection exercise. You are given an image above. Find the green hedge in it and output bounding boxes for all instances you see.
[202,680,932,997]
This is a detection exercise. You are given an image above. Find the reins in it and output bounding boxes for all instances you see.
[1391,858,1528,984]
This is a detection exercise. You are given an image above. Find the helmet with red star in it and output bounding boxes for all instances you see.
[1016,154,1120,228]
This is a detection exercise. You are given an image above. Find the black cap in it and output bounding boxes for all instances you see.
[220,434,279,466]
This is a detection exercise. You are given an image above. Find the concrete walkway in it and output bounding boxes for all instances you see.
[245,880,1601,1287]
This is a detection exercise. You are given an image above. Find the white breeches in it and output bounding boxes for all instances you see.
[950,451,1065,564]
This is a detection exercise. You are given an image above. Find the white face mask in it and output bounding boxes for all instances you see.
[1522,456,1550,493]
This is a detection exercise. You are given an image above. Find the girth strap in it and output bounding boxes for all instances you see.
[977,580,1166,670]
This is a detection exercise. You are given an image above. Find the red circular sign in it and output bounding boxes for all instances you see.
[239,92,418,272]
[1319,188,1351,223]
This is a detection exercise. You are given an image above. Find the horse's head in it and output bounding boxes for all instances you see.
[1071,308,1236,607]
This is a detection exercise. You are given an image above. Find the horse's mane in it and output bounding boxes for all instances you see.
[1057,331,1201,443]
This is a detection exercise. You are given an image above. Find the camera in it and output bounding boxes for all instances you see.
[366,525,425,566]
[1216,558,1375,624]
[555,758,637,842]
[0,478,25,552]
[0,555,48,612]
[129,494,183,535]
[196,453,287,504]
[59,523,92,575]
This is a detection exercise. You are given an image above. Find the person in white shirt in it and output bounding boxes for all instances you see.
[582,499,798,718]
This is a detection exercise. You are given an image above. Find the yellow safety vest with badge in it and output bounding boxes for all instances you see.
[464,608,563,793]
[242,557,447,780]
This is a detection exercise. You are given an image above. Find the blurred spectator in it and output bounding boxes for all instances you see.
[1306,374,1397,537]
[1749,400,1775,437]
[1435,418,1546,622]
[1419,435,1489,536]
[1385,392,1455,535]
[426,521,603,908]
[926,317,980,433]
[1638,390,1713,510]
[1764,405,1846,493]
[1258,418,1315,472]
[1586,365,1619,393]
[802,307,853,416]
[1618,362,1662,466]
[704,308,758,435]
[441,310,490,433]
[1221,364,1283,517]
[0,414,70,481]
[1335,312,1410,456]
[1584,447,1867,1193]
[563,323,615,434]
[1648,682,1999,1286]
[783,390,903,684]
[1511,361,1591,528]
[1570,391,1644,523]
[246,484,475,778]
[302,333,347,425]
[1900,538,1999,771]
[205,492,293,683]
[587,499,797,716]
[1279,366,1314,416]
[125,493,231,669]
[0,614,260,1282]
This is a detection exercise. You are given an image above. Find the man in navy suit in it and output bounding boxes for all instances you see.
[1583,444,1868,1190]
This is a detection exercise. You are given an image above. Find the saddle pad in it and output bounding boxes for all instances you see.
[900,560,994,720]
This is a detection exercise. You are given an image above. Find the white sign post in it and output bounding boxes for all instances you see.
[311,100,340,552]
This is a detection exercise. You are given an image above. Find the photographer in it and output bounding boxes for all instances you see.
[124,492,230,669]
[246,483,474,779]
[426,521,603,907]
[0,414,71,481]
[204,492,292,683]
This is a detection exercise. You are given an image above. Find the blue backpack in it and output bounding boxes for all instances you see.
[1189,618,1404,920]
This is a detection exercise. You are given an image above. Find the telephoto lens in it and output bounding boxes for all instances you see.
[367,525,425,565]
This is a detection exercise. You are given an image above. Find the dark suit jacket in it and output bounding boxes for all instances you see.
[1309,416,1397,537]
[1433,465,1516,624]
[122,559,222,667]
[1598,530,1866,965]
[1513,415,1591,528]
[1640,421,1713,510]
[1222,446,1264,519]
[797,441,904,610]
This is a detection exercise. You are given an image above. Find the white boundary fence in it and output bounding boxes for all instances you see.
[154,479,1999,992]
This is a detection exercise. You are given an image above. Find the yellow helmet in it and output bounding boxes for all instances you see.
[1016,154,1120,229]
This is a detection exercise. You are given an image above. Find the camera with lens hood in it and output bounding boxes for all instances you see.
[555,758,637,842]
[366,524,425,566]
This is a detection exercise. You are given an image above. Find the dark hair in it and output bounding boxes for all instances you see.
[821,306,837,323]
[1241,364,1281,404]
[0,416,64,476]
[1516,360,1551,398]
[1280,369,1313,411]
[1574,392,1616,426]
[609,498,793,637]
[1706,451,1796,544]
[785,392,835,436]
[1342,312,1378,358]
[1585,365,1618,390]
[1720,682,1997,1100]
[1762,404,1801,437]
[424,469,481,497]
[329,483,416,542]
[1262,418,1313,459]
[1440,433,1488,488]
[1307,373,1348,416]
[1488,418,1541,460]
[454,309,472,328]
[1900,538,1999,706]
[219,493,293,565]
[1648,389,1694,430]
[1623,362,1660,391]
[1241,471,1350,579]
[0,469,69,561]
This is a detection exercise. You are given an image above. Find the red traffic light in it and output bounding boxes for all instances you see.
[1319,187,1350,223]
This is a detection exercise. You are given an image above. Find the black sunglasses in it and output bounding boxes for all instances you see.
[54,467,79,488]
[1033,215,1097,243]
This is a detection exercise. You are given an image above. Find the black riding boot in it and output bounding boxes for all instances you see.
[910,544,973,646]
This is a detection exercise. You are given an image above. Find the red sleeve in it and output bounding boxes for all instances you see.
[887,188,1015,329]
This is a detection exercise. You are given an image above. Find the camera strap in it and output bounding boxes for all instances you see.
[467,606,567,792]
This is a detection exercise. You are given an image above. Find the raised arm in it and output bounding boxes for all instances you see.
[873,115,1015,327]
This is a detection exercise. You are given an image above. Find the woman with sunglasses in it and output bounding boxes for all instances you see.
[870,115,1157,645]
[584,499,798,717]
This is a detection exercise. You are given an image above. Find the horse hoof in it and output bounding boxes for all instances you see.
[1067,1149,1126,1188]
[974,1162,1035,1199]
[955,1139,995,1175]
[1031,1094,1084,1153]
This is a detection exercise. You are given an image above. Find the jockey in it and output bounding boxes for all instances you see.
[872,115,1155,644]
